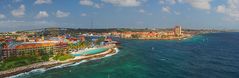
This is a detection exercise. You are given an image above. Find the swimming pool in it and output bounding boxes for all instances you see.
[72,48,109,56]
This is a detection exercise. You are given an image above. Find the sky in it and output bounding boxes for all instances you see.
[0,0,239,32]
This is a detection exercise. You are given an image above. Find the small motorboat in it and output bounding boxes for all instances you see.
[152,47,155,50]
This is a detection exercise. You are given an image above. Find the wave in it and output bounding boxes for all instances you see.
[8,68,46,78]
[68,60,88,67]
[8,48,120,78]
[46,63,72,70]
[105,48,119,58]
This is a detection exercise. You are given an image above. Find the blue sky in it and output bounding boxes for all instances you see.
[0,0,239,32]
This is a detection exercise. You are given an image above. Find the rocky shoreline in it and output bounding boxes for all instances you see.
[0,46,117,78]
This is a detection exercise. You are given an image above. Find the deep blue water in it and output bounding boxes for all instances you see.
[14,32,239,78]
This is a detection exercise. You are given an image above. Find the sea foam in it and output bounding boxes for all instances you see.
[8,68,46,78]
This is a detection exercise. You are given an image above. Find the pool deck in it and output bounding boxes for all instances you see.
[71,45,115,56]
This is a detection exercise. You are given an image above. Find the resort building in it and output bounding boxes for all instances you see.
[79,35,86,42]
[0,43,3,60]
[0,41,68,60]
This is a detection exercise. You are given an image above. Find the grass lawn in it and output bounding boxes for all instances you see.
[53,54,74,61]
[0,55,50,71]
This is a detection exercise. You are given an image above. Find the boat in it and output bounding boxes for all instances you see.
[152,47,154,50]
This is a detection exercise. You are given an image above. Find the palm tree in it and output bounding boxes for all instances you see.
[84,41,91,48]
[68,43,74,50]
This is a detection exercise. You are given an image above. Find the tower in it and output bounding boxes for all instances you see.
[174,26,182,36]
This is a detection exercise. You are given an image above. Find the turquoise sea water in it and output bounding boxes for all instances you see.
[72,48,108,56]
[13,32,239,78]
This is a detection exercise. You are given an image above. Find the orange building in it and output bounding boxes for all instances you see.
[0,41,67,60]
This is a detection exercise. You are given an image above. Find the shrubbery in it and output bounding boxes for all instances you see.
[0,55,51,71]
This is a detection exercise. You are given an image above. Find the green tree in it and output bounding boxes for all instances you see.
[131,34,140,39]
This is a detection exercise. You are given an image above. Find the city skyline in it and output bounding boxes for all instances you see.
[0,0,239,32]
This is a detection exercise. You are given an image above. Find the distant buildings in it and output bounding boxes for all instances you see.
[79,35,86,42]
[113,26,190,40]
[174,26,182,36]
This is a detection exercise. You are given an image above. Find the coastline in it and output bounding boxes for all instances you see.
[0,45,117,78]
[123,36,192,40]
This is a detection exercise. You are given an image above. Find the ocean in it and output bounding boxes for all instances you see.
[11,32,239,78]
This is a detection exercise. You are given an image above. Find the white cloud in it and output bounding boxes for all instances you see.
[162,6,171,13]
[183,0,212,10]
[80,13,87,16]
[56,10,70,18]
[147,13,153,15]
[159,0,177,5]
[174,11,181,15]
[94,3,102,8]
[0,13,6,19]
[169,0,177,4]
[35,0,52,4]
[36,11,49,19]
[216,5,226,13]
[102,0,142,7]
[177,0,183,3]
[159,0,211,10]
[159,0,165,4]
[138,9,152,15]
[217,0,239,21]
[80,0,94,6]
[13,0,22,3]
[79,0,102,8]
[11,4,25,17]
[139,9,145,13]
